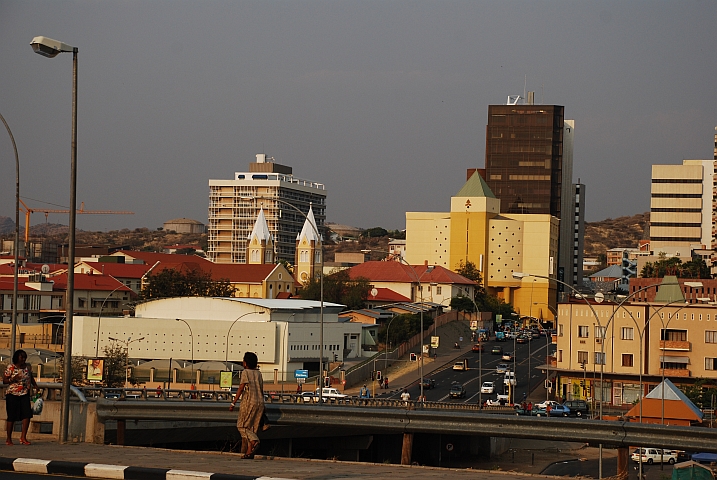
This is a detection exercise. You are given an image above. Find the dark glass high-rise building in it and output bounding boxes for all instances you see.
[484,104,565,216]
[484,101,580,290]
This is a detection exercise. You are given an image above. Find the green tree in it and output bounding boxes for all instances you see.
[140,267,235,301]
[102,343,138,388]
[361,227,389,238]
[298,269,371,310]
[378,313,433,346]
[680,378,717,409]
[640,255,711,279]
[455,260,485,296]
[450,296,476,313]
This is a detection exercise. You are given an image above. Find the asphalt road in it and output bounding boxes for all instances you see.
[378,334,554,406]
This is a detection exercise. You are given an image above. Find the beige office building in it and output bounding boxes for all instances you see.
[208,154,326,264]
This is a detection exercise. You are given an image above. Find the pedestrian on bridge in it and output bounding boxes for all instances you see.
[229,352,264,459]
[3,349,37,446]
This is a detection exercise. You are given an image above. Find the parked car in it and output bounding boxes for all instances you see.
[306,387,347,402]
[535,404,570,417]
[631,448,678,465]
[421,378,436,390]
[503,371,516,386]
[449,382,466,399]
[491,346,504,355]
[502,352,514,361]
[496,363,510,374]
[480,381,495,394]
[534,400,560,410]
[563,399,590,417]
[486,394,510,406]
[471,343,484,353]
[453,359,468,371]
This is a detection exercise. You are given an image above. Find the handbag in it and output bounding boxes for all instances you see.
[31,394,43,415]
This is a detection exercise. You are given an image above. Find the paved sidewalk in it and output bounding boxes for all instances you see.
[0,437,584,480]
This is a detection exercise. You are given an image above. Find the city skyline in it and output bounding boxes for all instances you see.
[1,2,716,232]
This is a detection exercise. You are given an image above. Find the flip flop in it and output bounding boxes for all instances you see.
[19,439,30,445]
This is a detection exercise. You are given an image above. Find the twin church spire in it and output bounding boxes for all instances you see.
[245,205,321,285]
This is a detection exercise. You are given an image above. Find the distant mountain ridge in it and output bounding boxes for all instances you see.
[0,213,650,259]
[584,212,649,257]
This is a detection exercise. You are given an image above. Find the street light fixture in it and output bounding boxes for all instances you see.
[175,319,194,387]
[95,278,129,358]
[225,312,265,369]
[31,35,78,445]
[241,196,325,400]
[0,112,20,355]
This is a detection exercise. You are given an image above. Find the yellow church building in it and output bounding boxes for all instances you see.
[405,171,559,320]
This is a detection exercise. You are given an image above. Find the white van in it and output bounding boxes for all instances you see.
[631,448,678,464]
[504,371,516,386]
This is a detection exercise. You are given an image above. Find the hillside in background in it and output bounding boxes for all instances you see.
[583,212,649,257]
[1,213,650,260]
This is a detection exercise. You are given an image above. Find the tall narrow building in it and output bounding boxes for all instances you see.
[246,209,274,264]
[484,96,578,288]
[208,154,326,264]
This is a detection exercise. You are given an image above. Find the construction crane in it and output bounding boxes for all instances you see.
[18,199,134,243]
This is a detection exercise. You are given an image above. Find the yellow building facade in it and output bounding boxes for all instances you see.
[405,172,559,318]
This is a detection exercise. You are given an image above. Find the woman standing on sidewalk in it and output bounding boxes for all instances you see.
[229,352,264,459]
[3,349,37,445]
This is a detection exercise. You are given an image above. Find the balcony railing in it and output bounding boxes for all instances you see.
[660,340,691,351]
[659,368,691,377]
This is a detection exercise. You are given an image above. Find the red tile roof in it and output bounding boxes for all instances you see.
[347,261,476,285]
[367,287,411,302]
[80,262,152,279]
[205,264,285,283]
[116,250,214,268]
[50,273,134,294]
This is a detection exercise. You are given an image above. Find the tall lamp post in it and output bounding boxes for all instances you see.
[175,319,194,386]
[362,249,433,400]
[108,336,144,387]
[0,112,20,355]
[534,302,558,401]
[225,312,265,369]
[31,35,78,444]
[241,196,324,400]
[95,278,129,358]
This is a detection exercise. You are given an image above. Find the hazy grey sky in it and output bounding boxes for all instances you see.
[1,1,716,232]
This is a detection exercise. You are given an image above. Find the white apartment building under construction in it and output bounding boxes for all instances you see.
[208,154,327,264]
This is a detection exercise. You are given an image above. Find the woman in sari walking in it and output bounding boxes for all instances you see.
[229,352,264,458]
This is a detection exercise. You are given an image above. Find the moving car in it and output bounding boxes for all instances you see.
[491,346,504,355]
[421,378,436,390]
[502,352,514,361]
[496,363,510,374]
[495,331,506,342]
[516,335,529,344]
[453,359,468,371]
[449,382,466,399]
[631,448,678,465]
[471,343,483,353]
[480,381,495,394]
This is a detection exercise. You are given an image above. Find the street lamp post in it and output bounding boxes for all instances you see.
[95,278,129,358]
[225,312,265,369]
[175,319,194,386]
[535,302,557,401]
[108,336,144,387]
[242,196,324,400]
[384,314,399,373]
[362,249,433,400]
[0,112,20,355]
[31,35,78,445]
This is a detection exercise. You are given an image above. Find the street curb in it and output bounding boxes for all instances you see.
[0,456,296,480]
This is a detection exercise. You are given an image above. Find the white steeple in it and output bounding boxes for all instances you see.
[248,208,272,243]
[296,204,321,243]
